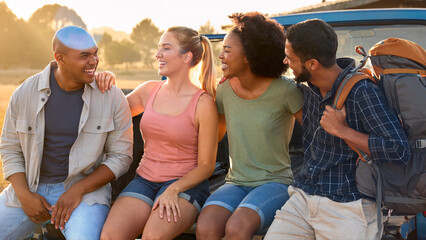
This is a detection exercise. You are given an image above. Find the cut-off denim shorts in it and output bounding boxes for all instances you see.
[118,174,210,213]
[203,182,290,234]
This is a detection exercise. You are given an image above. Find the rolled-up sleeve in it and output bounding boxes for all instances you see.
[355,84,410,165]
[101,87,133,179]
[0,89,26,179]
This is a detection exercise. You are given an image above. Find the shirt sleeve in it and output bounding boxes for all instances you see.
[101,86,133,179]
[216,82,225,114]
[0,88,26,180]
[284,78,304,114]
[353,82,410,165]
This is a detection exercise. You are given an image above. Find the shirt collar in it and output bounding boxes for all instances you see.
[306,57,356,102]
[38,61,56,91]
[37,61,96,92]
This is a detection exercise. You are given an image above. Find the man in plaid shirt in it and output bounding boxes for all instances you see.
[265,19,409,240]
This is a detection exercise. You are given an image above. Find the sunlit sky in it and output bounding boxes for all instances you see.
[3,0,322,33]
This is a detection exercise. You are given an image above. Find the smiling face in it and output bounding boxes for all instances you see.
[155,32,189,77]
[219,32,249,79]
[284,40,311,83]
[58,45,99,87]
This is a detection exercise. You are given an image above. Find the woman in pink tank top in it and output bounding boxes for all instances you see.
[99,27,219,239]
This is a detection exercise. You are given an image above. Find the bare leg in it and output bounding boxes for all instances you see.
[226,207,261,240]
[101,197,151,240]
[141,197,198,240]
[196,205,232,240]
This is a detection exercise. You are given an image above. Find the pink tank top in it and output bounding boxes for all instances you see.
[136,82,205,182]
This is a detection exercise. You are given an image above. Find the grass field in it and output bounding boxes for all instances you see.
[0,67,159,193]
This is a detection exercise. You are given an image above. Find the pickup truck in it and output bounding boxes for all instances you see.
[34,8,426,240]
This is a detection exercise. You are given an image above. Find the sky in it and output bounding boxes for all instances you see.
[3,0,322,33]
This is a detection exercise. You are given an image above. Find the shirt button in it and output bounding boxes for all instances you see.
[41,98,45,102]
[28,127,32,131]
[97,126,101,130]
[47,90,51,95]
[34,180,38,185]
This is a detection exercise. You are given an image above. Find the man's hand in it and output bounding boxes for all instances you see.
[95,71,116,93]
[19,192,52,223]
[10,173,52,223]
[51,187,83,230]
[320,105,348,138]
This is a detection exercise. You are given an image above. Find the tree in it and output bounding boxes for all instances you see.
[97,32,113,64]
[131,19,163,69]
[198,20,216,35]
[0,1,20,68]
[98,32,113,49]
[28,4,87,31]
[104,39,141,71]
[0,2,51,68]
[23,4,88,68]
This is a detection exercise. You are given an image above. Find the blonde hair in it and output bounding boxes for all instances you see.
[166,26,216,97]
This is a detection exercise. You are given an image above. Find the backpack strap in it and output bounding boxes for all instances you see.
[333,71,374,109]
[334,70,385,234]
[382,68,426,75]
[333,70,375,164]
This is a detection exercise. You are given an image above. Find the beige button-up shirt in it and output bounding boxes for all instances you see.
[0,61,133,207]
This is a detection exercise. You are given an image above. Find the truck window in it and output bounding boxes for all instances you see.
[284,24,426,77]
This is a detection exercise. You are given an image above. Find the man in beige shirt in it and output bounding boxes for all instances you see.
[0,26,133,240]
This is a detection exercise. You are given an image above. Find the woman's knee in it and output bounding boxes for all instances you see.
[141,229,164,240]
[100,223,130,240]
[196,213,225,239]
[226,220,255,239]
[100,230,116,240]
[225,210,260,239]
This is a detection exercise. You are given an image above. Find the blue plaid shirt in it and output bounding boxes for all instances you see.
[293,58,410,202]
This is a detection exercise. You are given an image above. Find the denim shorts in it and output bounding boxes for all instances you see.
[203,182,290,233]
[118,174,210,213]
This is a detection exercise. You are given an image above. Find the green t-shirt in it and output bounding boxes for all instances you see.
[216,76,304,187]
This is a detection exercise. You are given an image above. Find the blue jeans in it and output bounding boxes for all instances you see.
[203,182,290,234]
[0,183,109,240]
[118,174,210,213]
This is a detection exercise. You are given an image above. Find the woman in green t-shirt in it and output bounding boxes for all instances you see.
[196,12,304,239]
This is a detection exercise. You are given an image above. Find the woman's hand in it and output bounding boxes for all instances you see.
[95,71,116,93]
[152,185,181,223]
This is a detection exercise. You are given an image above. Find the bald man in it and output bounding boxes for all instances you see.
[0,26,133,240]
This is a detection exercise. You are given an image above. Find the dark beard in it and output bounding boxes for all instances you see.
[294,65,311,83]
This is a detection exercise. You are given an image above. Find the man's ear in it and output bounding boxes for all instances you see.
[305,59,320,71]
[54,52,64,64]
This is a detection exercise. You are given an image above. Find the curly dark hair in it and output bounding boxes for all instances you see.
[286,19,337,68]
[229,12,288,78]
